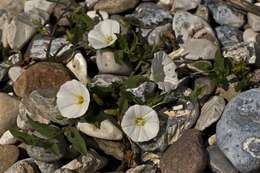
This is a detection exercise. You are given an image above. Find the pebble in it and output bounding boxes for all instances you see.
[194,77,216,104]
[125,3,172,29]
[215,26,243,47]
[96,50,132,75]
[208,1,245,28]
[61,149,107,173]
[195,96,225,131]
[172,0,201,11]
[126,164,157,173]
[243,28,259,43]
[0,93,20,135]
[4,159,40,173]
[160,129,208,173]
[195,5,209,21]
[0,145,19,173]
[248,3,260,31]
[147,23,172,46]
[77,119,123,140]
[35,160,62,173]
[91,74,127,87]
[0,0,24,17]
[173,10,217,46]
[216,88,260,173]
[8,66,25,82]
[94,0,139,14]
[14,62,71,97]
[150,51,178,92]
[208,145,238,173]
[208,134,216,146]
[0,130,17,145]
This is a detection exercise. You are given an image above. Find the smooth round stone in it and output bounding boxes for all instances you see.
[8,66,25,82]
[0,93,20,135]
[96,50,131,75]
[0,145,19,173]
[216,88,260,173]
[77,120,123,140]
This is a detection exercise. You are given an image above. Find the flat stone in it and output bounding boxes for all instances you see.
[215,26,243,47]
[160,129,208,173]
[0,145,19,173]
[208,1,245,28]
[195,96,225,131]
[77,119,123,140]
[173,10,217,46]
[94,0,139,14]
[0,93,20,135]
[14,62,71,97]
[125,3,172,29]
[208,145,238,173]
[4,159,40,173]
[216,88,260,173]
[0,130,17,145]
[183,39,219,60]
[61,149,107,173]
[172,0,201,11]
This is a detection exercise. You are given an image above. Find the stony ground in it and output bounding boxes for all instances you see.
[0,0,260,173]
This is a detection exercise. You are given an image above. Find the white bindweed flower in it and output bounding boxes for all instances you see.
[57,80,90,119]
[88,19,120,49]
[121,105,160,142]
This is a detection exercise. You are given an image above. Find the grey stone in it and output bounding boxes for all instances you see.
[4,159,40,173]
[54,169,76,173]
[183,39,219,60]
[35,161,62,173]
[150,51,178,92]
[208,1,245,28]
[172,0,201,11]
[195,5,209,21]
[23,89,72,125]
[208,145,238,173]
[0,93,20,135]
[248,3,260,32]
[0,0,25,17]
[148,23,172,46]
[215,26,243,47]
[94,0,139,14]
[91,74,128,87]
[25,144,66,163]
[0,145,19,173]
[194,77,216,103]
[173,10,217,46]
[243,28,259,43]
[125,3,172,29]
[216,88,260,173]
[26,36,70,60]
[95,138,125,160]
[127,82,157,102]
[61,149,107,173]
[195,96,225,131]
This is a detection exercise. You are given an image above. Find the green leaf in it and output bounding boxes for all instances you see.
[124,75,148,88]
[9,128,41,146]
[26,115,61,139]
[114,50,125,65]
[64,127,88,155]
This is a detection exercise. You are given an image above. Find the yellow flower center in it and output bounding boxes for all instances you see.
[76,96,84,105]
[104,35,113,44]
[135,117,145,127]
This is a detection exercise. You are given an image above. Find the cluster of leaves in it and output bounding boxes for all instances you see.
[10,115,88,156]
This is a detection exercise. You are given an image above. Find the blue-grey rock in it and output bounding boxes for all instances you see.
[125,3,172,29]
[216,88,260,173]
[207,145,238,173]
[173,10,217,46]
[215,26,243,47]
[207,1,245,28]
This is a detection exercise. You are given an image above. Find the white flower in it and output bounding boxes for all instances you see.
[121,105,160,142]
[56,80,90,119]
[88,19,120,49]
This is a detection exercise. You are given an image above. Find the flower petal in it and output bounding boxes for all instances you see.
[88,30,107,49]
[97,19,120,36]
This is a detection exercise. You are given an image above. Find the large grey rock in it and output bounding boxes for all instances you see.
[208,1,245,28]
[215,26,243,47]
[208,145,238,173]
[4,159,40,173]
[61,149,107,173]
[94,0,139,14]
[195,96,225,131]
[216,88,260,173]
[173,10,217,46]
[0,93,20,135]
[125,3,172,29]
